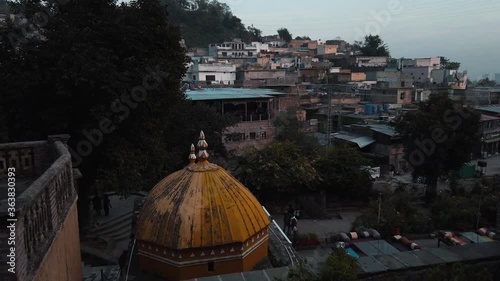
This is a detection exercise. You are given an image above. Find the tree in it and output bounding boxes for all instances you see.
[353,35,390,56]
[394,94,481,203]
[234,141,320,201]
[319,250,358,281]
[246,24,262,42]
[277,27,292,43]
[295,36,311,40]
[440,56,461,70]
[477,77,496,87]
[0,0,234,226]
[280,260,316,281]
[314,145,373,201]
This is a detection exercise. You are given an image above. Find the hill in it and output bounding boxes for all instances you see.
[161,0,261,48]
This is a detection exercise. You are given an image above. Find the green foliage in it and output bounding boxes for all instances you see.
[295,36,311,40]
[353,191,431,235]
[0,0,234,196]
[161,0,260,47]
[278,27,293,43]
[477,77,496,87]
[285,260,315,281]
[440,56,461,70]
[395,94,481,202]
[353,35,390,56]
[314,145,373,201]
[234,141,320,194]
[319,250,358,281]
[424,263,493,281]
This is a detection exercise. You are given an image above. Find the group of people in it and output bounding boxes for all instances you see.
[92,194,112,216]
[283,205,301,238]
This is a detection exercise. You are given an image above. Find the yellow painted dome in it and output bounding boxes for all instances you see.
[136,132,270,250]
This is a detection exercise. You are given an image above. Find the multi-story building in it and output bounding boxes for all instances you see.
[185,61,236,85]
[208,39,267,59]
[351,57,389,68]
[495,73,500,86]
[399,57,441,84]
[0,135,81,281]
[316,45,338,55]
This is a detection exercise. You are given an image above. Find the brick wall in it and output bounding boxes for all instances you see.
[223,121,274,153]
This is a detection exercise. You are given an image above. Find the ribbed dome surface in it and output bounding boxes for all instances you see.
[136,161,270,250]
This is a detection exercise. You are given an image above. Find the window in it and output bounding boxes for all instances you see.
[206,75,216,82]
[250,132,256,139]
[401,81,405,87]
[222,52,227,56]
[248,52,253,56]
[193,75,196,81]
[260,132,267,139]
[400,92,406,100]
[208,261,215,272]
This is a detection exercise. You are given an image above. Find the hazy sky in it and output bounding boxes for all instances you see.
[219,0,500,80]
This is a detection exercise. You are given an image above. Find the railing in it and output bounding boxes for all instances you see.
[0,136,76,280]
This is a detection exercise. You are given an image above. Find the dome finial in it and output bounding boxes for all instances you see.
[197,130,209,161]
[188,144,196,164]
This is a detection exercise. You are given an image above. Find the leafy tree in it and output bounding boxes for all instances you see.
[477,77,496,87]
[395,94,481,203]
[277,27,292,43]
[424,263,493,281]
[319,250,358,281]
[0,0,234,226]
[234,141,320,199]
[161,0,258,47]
[274,109,323,157]
[295,36,311,40]
[440,56,461,70]
[278,260,316,281]
[246,24,262,42]
[314,145,373,201]
[353,35,390,56]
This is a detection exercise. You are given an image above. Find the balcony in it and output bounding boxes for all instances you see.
[0,135,78,280]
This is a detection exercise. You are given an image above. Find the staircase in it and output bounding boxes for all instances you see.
[82,195,139,262]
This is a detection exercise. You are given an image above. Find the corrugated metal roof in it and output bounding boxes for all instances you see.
[333,133,376,149]
[366,124,398,137]
[186,88,284,101]
[477,106,500,114]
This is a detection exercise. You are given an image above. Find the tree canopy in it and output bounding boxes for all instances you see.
[440,56,461,70]
[477,77,496,87]
[277,27,292,43]
[353,35,390,56]
[394,94,481,202]
[0,0,234,196]
[161,0,262,47]
[295,36,311,40]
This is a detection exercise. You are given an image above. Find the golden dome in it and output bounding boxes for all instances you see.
[136,131,270,250]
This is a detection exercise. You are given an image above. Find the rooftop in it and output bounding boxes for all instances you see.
[333,132,375,149]
[186,88,284,101]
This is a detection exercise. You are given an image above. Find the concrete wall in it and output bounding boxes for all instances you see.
[32,202,81,281]
[317,45,338,55]
[224,121,274,153]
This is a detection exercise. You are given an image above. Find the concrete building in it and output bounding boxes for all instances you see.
[136,132,270,280]
[431,69,468,89]
[0,135,81,281]
[399,57,441,84]
[495,73,500,85]
[478,114,500,158]
[351,57,389,68]
[209,39,263,58]
[185,61,236,85]
[316,45,338,55]
[236,69,292,88]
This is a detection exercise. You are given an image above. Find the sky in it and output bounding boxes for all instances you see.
[219,0,500,80]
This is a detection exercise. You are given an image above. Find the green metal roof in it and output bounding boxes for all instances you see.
[333,133,376,149]
[186,88,284,101]
[477,106,500,114]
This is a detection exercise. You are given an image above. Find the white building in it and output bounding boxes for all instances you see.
[185,61,236,85]
[208,39,267,58]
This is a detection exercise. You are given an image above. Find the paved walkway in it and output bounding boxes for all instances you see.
[271,211,360,239]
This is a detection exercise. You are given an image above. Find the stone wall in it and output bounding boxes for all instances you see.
[0,136,81,281]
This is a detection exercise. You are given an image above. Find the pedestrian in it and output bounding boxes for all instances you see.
[93,195,102,216]
[103,194,112,216]
[289,215,298,238]
[283,212,291,234]
[118,250,129,277]
[294,205,303,219]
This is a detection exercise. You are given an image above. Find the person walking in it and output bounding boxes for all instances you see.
[289,215,298,239]
[92,195,102,216]
[103,194,112,216]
